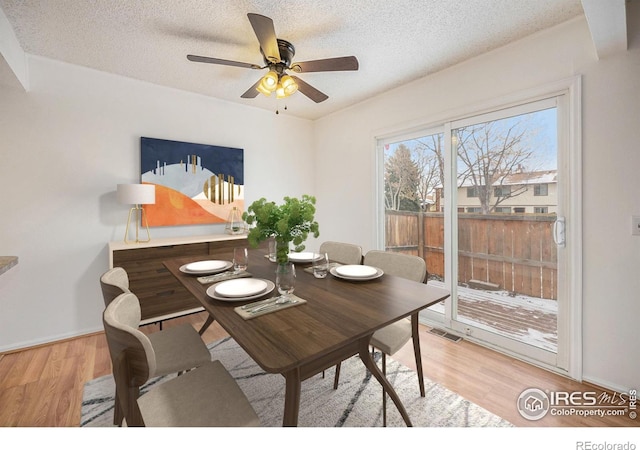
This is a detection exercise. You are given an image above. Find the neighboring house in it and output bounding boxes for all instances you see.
[454,170,557,214]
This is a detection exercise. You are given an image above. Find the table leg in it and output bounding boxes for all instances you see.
[283,368,301,426]
[198,314,215,335]
[411,313,425,397]
[358,338,413,427]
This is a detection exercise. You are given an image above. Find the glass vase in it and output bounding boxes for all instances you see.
[275,261,296,299]
[225,207,244,235]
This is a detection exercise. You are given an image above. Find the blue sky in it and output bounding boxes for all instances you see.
[384,106,558,173]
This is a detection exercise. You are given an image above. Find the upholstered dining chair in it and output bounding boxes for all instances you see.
[103,292,260,427]
[99,267,212,425]
[100,266,130,307]
[318,241,363,265]
[333,250,427,426]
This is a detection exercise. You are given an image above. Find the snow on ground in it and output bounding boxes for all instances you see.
[425,279,558,352]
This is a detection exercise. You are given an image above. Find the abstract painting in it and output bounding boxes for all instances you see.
[140,137,244,226]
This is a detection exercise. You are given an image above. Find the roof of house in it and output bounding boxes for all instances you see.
[456,170,557,188]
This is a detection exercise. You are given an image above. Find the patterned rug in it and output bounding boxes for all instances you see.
[81,336,512,427]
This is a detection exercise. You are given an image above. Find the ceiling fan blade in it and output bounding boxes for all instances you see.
[290,76,329,103]
[291,56,359,73]
[187,54,262,70]
[247,13,280,63]
[240,78,262,99]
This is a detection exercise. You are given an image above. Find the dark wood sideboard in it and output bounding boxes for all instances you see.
[108,234,247,325]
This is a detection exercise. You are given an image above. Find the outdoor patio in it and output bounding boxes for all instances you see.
[425,280,558,352]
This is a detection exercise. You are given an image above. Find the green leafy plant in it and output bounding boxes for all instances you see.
[242,195,320,264]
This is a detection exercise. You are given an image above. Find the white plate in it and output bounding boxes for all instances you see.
[207,279,275,302]
[180,260,232,274]
[213,278,269,298]
[335,265,378,278]
[288,252,322,263]
[331,265,383,281]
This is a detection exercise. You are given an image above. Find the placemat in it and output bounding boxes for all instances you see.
[197,270,252,285]
[234,294,306,320]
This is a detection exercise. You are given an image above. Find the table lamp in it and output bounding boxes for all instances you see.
[117,183,155,244]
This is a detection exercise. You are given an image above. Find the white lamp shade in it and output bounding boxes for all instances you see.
[117,184,155,205]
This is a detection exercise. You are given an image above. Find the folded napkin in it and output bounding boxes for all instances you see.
[234,294,306,320]
[197,271,252,285]
[302,262,342,274]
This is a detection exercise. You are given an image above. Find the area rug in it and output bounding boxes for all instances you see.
[81,337,511,427]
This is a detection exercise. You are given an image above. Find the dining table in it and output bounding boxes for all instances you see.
[163,247,450,427]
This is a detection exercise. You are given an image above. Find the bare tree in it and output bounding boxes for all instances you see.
[384,113,544,214]
[455,118,536,214]
[413,134,444,210]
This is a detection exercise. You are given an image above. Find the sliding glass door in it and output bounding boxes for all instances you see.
[447,98,562,366]
[378,82,581,374]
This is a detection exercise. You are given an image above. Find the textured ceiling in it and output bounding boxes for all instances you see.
[0,0,586,120]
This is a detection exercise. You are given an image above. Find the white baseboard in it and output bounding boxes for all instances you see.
[0,326,103,354]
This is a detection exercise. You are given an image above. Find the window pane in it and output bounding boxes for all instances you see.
[534,184,548,196]
[454,105,558,351]
[383,132,445,283]
[494,186,511,197]
[383,133,444,213]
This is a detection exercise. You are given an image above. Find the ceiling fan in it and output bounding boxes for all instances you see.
[187,13,359,103]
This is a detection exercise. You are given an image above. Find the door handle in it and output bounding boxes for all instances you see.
[553,216,566,248]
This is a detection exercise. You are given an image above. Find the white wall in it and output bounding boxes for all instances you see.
[0,55,314,351]
[314,13,640,391]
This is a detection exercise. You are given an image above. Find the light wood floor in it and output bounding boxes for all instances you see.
[0,312,635,427]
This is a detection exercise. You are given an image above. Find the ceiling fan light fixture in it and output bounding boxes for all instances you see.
[256,82,272,96]
[280,75,298,96]
[257,70,278,96]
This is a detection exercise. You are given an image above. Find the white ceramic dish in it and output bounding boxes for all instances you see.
[335,265,378,278]
[206,279,275,302]
[213,278,269,298]
[330,265,383,281]
[180,260,232,274]
[288,252,322,263]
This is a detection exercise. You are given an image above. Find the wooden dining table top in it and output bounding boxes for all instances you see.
[163,247,451,376]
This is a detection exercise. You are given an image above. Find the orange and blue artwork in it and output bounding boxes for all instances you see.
[140,137,244,226]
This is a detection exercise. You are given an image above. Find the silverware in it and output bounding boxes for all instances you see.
[198,271,241,284]
[240,295,281,310]
[248,298,298,315]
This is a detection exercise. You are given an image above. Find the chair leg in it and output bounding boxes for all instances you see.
[124,385,144,426]
[333,362,341,390]
[113,391,124,426]
[198,314,215,335]
[382,352,387,427]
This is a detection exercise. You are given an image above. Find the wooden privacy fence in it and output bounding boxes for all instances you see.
[385,210,557,300]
